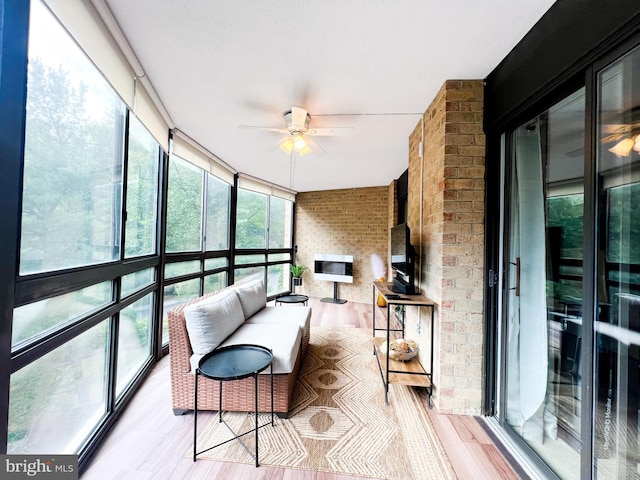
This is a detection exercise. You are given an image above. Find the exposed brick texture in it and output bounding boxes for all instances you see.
[294,187,389,303]
[293,80,485,415]
[405,80,485,415]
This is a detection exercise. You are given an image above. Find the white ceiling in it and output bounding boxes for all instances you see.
[102,0,556,192]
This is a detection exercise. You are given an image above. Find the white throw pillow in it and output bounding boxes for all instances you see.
[234,278,266,320]
[183,289,244,355]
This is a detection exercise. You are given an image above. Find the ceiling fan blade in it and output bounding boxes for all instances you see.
[306,126,355,136]
[239,125,289,134]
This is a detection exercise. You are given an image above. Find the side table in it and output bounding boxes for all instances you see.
[275,294,309,306]
[193,344,274,467]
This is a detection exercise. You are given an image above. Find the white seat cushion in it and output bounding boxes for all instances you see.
[183,288,244,356]
[220,323,302,374]
[246,305,311,339]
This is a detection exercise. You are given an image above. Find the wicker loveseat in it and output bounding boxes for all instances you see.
[168,279,311,418]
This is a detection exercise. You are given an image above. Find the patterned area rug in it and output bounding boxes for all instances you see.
[191,327,457,479]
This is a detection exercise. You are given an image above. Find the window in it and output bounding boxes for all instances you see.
[7,0,161,462]
[121,268,155,298]
[125,115,160,258]
[204,257,227,271]
[205,173,230,251]
[269,196,293,248]
[162,278,200,344]
[235,189,267,249]
[235,187,294,296]
[166,156,203,252]
[116,294,153,398]
[8,321,109,454]
[164,260,201,279]
[267,264,287,296]
[235,254,265,265]
[12,282,111,349]
[234,266,265,285]
[204,272,227,294]
[20,1,125,275]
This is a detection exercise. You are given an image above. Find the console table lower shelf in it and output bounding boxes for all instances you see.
[373,337,433,406]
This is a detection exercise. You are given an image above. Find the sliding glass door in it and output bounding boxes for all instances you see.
[593,43,640,480]
[499,41,640,479]
[503,88,585,477]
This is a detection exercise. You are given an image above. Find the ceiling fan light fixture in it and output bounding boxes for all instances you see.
[608,137,635,157]
[297,144,312,156]
[279,134,312,156]
[293,133,307,151]
[279,137,294,154]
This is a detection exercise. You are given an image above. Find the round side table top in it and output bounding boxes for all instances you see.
[275,294,309,305]
[198,344,272,381]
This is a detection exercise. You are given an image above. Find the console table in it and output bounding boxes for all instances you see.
[372,281,435,406]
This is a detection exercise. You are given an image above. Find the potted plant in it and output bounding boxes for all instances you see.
[290,264,307,286]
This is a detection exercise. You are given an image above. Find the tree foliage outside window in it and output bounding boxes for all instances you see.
[607,183,640,264]
[547,194,584,259]
[20,56,124,274]
[125,115,159,258]
[116,294,153,398]
[162,278,200,344]
[206,174,230,251]
[235,189,267,249]
[546,194,584,302]
[166,156,203,252]
[8,321,108,454]
[12,282,111,349]
[204,272,227,294]
[269,196,292,249]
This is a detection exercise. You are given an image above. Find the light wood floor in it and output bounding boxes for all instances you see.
[81,297,522,479]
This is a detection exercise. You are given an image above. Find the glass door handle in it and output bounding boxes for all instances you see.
[509,257,521,296]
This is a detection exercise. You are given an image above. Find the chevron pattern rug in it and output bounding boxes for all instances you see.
[192,327,456,479]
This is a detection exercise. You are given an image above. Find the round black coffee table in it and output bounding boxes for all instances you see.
[193,344,274,467]
[275,294,309,306]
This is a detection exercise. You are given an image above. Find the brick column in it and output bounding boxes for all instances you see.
[406,80,485,414]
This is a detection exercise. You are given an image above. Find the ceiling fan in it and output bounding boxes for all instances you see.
[240,106,353,156]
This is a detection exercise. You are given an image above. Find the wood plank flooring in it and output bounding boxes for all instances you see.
[81,297,521,479]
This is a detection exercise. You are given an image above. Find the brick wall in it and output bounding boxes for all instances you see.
[294,187,389,303]
[405,80,485,415]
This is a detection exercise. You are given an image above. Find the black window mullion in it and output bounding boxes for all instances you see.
[0,0,31,456]
[199,170,207,295]
[265,194,271,248]
[14,257,159,307]
[106,277,122,415]
[154,148,170,359]
[228,174,239,285]
[119,111,131,260]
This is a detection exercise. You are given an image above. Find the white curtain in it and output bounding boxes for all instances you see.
[506,122,554,443]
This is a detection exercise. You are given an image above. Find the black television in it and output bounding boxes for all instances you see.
[390,223,416,294]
